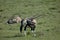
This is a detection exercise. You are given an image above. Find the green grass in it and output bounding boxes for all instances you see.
[0,0,60,40]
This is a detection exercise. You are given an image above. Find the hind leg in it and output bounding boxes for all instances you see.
[20,24,23,33]
[20,20,24,33]
[24,24,28,36]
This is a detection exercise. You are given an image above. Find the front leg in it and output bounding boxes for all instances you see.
[31,25,36,36]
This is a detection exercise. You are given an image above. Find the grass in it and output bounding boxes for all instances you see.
[0,0,60,40]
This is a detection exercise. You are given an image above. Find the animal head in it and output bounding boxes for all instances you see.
[7,15,22,24]
[14,16,22,23]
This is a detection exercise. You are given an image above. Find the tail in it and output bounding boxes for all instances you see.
[32,14,46,19]
[28,14,41,19]
[20,19,24,33]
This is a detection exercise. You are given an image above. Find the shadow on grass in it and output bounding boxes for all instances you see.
[27,31,45,37]
[0,28,2,30]
[35,31,44,37]
[3,34,25,38]
[3,31,45,38]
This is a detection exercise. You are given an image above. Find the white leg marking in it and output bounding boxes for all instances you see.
[31,30,36,36]
[24,31,26,36]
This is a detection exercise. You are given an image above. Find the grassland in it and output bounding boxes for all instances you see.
[0,0,60,40]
